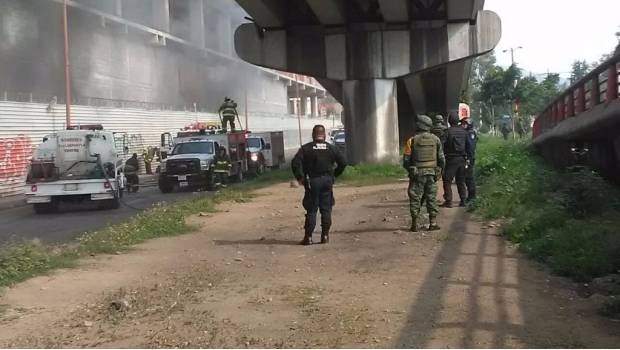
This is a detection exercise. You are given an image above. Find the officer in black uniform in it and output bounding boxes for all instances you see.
[464,118,478,202]
[291,125,347,245]
[441,112,471,208]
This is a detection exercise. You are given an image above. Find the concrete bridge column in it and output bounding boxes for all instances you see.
[310,96,319,117]
[343,79,399,164]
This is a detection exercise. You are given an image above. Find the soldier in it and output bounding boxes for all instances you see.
[463,118,478,202]
[218,97,238,132]
[403,115,445,232]
[430,114,448,144]
[142,146,155,175]
[441,112,471,208]
[291,125,347,245]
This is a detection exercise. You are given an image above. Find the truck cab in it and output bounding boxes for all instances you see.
[158,139,217,192]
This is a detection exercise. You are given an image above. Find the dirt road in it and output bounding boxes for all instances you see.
[0,182,618,348]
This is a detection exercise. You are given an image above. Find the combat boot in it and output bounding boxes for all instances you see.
[459,200,466,207]
[300,234,313,246]
[428,217,440,231]
[410,219,418,232]
[440,201,452,208]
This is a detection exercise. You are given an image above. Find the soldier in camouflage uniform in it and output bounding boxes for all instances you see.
[430,114,448,144]
[403,115,446,232]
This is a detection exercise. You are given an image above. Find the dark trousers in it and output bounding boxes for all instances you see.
[303,175,335,236]
[215,172,228,185]
[465,160,476,200]
[443,157,467,203]
[222,116,236,132]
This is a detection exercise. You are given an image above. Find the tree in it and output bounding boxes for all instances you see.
[569,60,590,85]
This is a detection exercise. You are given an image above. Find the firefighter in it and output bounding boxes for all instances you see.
[218,97,238,132]
[213,146,232,187]
[403,115,445,231]
[142,146,155,175]
[292,125,347,245]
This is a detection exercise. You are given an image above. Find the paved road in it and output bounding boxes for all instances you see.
[0,184,205,244]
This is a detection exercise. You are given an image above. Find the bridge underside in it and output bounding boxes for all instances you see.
[234,0,500,163]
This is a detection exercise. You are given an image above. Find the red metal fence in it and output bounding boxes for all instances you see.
[533,54,620,138]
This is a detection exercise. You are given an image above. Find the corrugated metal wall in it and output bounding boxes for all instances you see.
[0,101,318,199]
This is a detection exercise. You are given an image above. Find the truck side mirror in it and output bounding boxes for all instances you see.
[265,143,271,150]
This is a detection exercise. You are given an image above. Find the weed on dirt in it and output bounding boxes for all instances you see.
[472,137,620,282]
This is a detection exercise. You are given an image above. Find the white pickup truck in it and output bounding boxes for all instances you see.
[24,128,125,213]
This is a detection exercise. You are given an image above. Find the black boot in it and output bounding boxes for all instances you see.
[410,219,418,232]
[459,200,466,207]
[440,201,452,208]
[320,233,329,244]
[300,234,313,246]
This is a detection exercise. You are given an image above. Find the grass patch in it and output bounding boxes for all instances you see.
[0,170,290,288]
[472,136,620,282]
[338,163,407,186]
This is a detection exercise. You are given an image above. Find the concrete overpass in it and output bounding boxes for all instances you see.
[233,0,501,163]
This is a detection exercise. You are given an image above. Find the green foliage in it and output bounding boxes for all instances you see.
[569,60,590,85]
[338,163,406,186]
[473,136,620,282]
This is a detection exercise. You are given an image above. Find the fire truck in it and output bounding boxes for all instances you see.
[158,128,248,192]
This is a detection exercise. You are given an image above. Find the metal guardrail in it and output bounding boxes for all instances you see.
[533,53,620,138]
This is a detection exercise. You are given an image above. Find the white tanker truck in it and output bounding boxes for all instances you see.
[24,126,125,213]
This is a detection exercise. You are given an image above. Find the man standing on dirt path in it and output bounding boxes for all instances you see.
[441,111,471,208]
[463,118,478,202]
[292,125,347,246]
[403,115,445,232]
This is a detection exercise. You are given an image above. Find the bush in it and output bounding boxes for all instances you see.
[474,136,620,282]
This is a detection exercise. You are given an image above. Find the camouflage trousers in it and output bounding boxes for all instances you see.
[408,174,439,219]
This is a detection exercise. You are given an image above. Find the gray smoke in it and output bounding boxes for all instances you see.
[0,0,287,115]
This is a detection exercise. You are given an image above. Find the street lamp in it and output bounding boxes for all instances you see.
[503,46,523,65]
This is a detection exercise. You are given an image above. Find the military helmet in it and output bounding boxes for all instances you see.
[417,115,433,131]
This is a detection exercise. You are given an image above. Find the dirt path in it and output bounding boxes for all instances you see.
[1,182,619,348]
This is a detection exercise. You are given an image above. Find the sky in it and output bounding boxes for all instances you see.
[484,0,620,78]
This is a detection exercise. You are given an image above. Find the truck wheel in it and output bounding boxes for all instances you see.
[256,163,265,176]
[33,201,58,214]
[158,178,174,193]
[105,196,121,210]
[236,169,244,183]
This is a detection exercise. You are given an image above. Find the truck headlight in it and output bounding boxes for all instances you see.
[160,161,166,172]
[200,160,208,170]
[250,153,258,162]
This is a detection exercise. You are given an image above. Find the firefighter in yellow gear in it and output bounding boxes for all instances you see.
[218,97,238,132]
[213,146,232,187]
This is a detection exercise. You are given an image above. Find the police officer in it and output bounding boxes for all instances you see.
[291,125,347,245]
[441,112,471,208]
[213,146,232,187]
[430,114,448,144]
[218,97,238,132]
[463,118,478,202]
[403,115,445,232]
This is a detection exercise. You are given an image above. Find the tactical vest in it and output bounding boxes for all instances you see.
[411,133,437,168]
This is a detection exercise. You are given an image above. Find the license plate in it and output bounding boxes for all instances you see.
[177,175,187,181]
[179,181,189,188]
[64,183,78,191]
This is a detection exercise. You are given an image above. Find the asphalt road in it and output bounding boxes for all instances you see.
[0,184,205,244]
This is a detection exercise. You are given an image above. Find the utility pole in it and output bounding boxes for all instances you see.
[503,46,523,65]
[62,0,72,129]
[244,90,248,131]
